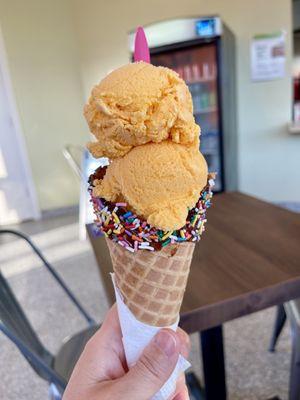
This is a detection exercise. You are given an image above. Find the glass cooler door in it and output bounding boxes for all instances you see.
[151,43,223,192]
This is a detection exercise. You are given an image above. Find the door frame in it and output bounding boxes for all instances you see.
[0,24,40,221]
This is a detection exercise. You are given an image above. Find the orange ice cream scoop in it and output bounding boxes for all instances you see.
[84,62,200,159]
[92,141,208,231]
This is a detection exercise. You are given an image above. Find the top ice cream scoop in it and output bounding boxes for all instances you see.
[84,62,200,159]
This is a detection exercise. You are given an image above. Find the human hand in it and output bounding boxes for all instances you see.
[63,304,190,400]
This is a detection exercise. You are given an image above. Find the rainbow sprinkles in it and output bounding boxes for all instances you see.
[89,167,215,252]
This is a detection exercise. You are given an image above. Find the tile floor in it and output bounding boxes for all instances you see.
[0,213,292,399]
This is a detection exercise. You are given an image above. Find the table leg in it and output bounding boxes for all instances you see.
[200,325,227,400]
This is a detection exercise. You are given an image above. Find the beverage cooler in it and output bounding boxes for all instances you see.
[129,17,238,192]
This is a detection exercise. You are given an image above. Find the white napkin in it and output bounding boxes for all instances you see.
[111,273,190,400]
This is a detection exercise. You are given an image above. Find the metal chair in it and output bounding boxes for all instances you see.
[269,304,287,352]
[0,229,99,399]
[63,144,109,240]
[285,300,300,400]
[269,301,300,400]
[62,144,85,180]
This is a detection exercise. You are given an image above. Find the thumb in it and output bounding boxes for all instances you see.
[118,329,180,400]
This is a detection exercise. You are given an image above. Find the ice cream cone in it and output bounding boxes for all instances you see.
[106,239,195,326]
[84,27,215,399]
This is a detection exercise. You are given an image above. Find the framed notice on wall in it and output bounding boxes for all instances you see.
[251,32,286,82]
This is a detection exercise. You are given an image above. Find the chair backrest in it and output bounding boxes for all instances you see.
[286,299,300,329]
[0,228,93,390]
[0,270,55,380]
[62,144,84,180]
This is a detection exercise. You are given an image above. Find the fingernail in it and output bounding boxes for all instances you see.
[154,330,177,357]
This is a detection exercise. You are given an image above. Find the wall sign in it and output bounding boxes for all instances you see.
[251,32,286,81]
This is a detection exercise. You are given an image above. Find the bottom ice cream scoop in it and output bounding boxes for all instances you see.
[92,141,208,231]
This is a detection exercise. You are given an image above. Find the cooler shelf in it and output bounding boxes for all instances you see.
[194,107,218,114]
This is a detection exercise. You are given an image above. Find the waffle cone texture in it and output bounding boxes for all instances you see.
[106,239,195,326]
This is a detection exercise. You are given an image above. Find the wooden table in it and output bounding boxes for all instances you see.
[87,192,300,400]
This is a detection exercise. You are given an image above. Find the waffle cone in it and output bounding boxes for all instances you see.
[106,239,195,326]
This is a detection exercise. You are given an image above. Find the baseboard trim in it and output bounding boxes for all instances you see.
[41,205,79,219]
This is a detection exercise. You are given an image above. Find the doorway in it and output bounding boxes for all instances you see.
[0,27,40,225]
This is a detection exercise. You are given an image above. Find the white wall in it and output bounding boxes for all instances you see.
[72,0,299,202]
[0,0,87,210]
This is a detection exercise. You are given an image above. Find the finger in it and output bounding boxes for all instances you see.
[116,329,180,400]
[173,384,190,400]
[171,373,189,400]
[87,303,124,357]
[69,304,126,382]
[98,303,120,335]
[176,328,190,359]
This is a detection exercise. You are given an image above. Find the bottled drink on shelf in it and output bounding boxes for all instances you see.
[211,64,217,80]
[209,91,216,108]
[193,82,202,113]
[183,65,192,83]
[177,67,184,80]
[202,63,209,80]
[200,92,209,110]
[192,63,201,82]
